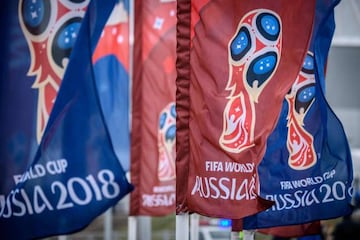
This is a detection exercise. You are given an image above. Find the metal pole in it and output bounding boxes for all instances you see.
[243,230,255,240]
[128,216,137,240]
[231,231,241,240]
[176,213,190,240]
[104,208,113,240]
[190,214,199,240]
[138,216,151,240]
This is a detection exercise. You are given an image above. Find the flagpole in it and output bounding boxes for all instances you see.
[104,208,113,240]
[128,216,137,240]
[243,230,255,240]
[231,231,240,240]
[176,213,190,240]
[190,214,199,240]
[128,0,136,239]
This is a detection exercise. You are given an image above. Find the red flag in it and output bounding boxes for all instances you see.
[176,0,315,219]
[130,0,177,216]
[258,222,322,238]
[231,219,321,238]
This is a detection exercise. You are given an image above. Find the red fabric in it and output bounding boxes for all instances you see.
[259,222,322,238]
[231,219,321,238]
[176,0,315,218]
[130,0,177,216]
[176,0,192,215]
[92,19,129,70]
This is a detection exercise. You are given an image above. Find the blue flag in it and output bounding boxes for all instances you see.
[0,0,133,239]
[243,0,353,229]
[93,0,131,171]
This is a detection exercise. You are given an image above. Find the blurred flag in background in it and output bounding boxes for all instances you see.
[130,0,177,216]
[93,0,131,172]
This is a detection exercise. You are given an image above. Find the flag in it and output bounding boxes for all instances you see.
[242,0,353,231]
[176,0,315,219]
[0,0,133,239]
[130,0,177,216]
[92,0,131,172]
[258,222,322,238]
[231,220,321,238]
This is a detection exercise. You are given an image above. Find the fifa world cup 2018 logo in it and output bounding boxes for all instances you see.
[219,9,282,153]
[158,102,176,181]
[286,52,317,170]
[18,0,89,143]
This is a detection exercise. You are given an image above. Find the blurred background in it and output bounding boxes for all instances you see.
[45,0,360,239]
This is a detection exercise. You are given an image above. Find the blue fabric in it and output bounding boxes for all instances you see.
[0,0,133,239]
[299,235,323,240]
[244,0,353,229]
[94,55,131,171]
[93,0,131,171]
